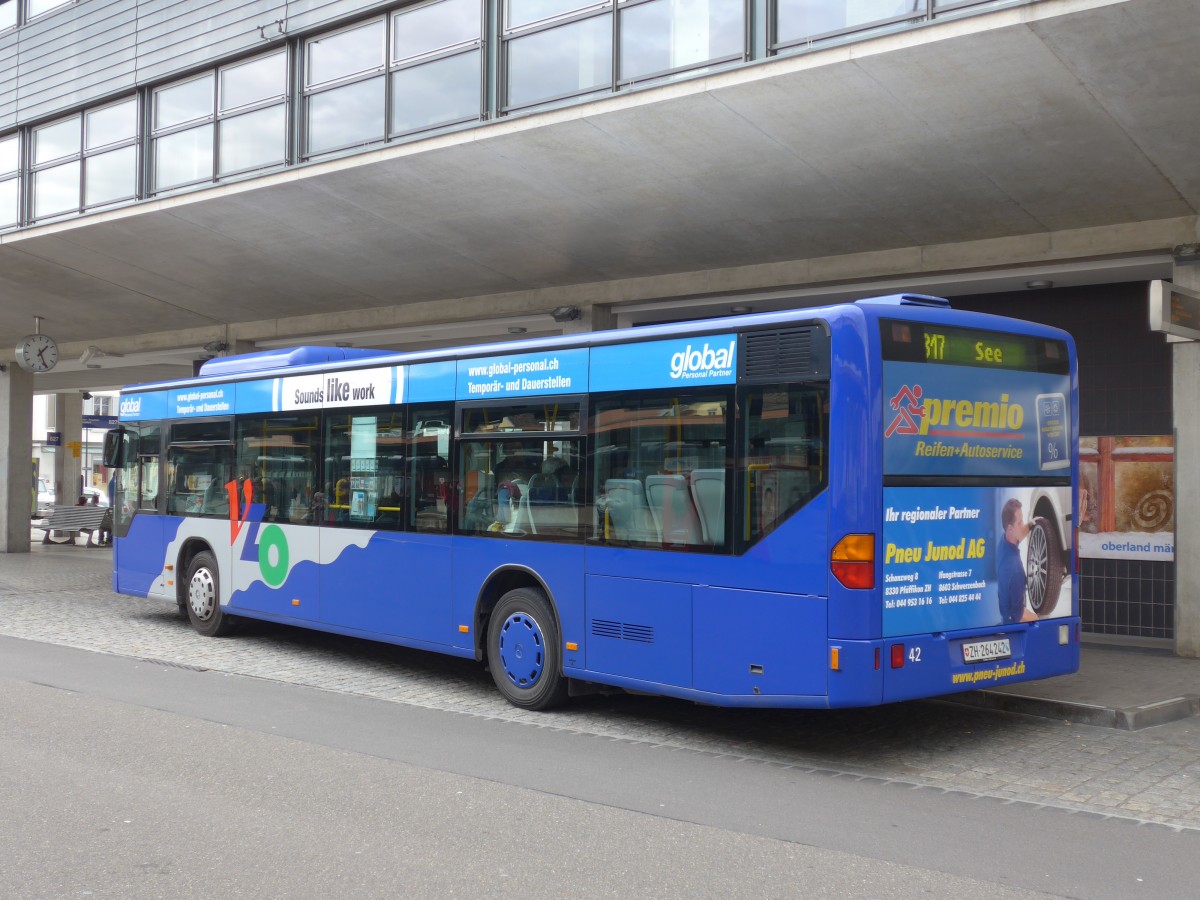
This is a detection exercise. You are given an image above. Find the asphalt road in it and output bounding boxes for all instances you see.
[2,635,1197,899]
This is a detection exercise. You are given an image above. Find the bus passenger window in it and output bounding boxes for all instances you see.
[237,414,319,525]
[407,405,452,533]
[741,384,829,546]
[591,393,730,552]
[458,400,584,541]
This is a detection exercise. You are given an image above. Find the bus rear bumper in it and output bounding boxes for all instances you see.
[876,618,1081,705]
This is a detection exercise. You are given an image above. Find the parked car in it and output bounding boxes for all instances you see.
[34,478,54,518]
[81,487,110,508]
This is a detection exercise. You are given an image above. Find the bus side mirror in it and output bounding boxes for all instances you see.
[103,428,127,468]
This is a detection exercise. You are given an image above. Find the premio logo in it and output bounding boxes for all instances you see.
[669,340,736,380]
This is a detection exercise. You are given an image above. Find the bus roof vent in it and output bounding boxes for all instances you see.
[741,326,828,382]
[855,293,951,308]
[199,346,391,378]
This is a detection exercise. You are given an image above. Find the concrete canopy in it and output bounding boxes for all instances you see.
[1,0,1195,392]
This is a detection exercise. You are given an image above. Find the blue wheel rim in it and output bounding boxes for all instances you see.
[497,611,545,690]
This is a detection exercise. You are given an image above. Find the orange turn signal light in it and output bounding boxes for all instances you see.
[831,533,875,589]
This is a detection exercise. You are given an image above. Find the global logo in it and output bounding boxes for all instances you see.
[119,396,142,417]
[669,340,736,380]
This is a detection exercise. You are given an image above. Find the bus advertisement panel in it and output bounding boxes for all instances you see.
[881,321,1074,638]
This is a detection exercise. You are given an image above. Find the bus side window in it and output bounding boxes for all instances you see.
[740,384,829,546]
[591,393,729,551]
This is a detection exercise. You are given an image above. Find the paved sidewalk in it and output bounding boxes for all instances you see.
[951,643,1200,730]
[14,527,1200,730]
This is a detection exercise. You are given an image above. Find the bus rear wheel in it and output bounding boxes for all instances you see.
[1026,517,1063,616]
[487,587,568,711]
[185,551,236,637]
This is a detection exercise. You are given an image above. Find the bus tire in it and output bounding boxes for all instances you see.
[487,587,568,711]
[185,551,236,637]
[1026,517,1063,616]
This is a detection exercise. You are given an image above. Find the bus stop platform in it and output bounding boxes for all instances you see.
[944,643,1200,730]
[14,528,1200,730]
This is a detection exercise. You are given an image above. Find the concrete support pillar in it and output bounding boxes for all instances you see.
[0,365,34,552]
[1173,263,1200,657]
[53,393,83,508]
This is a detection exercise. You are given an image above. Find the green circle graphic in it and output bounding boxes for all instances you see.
[258,524,289,588]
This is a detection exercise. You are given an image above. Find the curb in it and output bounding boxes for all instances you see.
[937,690,1200,730]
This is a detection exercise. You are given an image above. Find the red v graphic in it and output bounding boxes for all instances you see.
[226,479,254,544]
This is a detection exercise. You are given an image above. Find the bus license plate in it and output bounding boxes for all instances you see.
[962,638,1011,664]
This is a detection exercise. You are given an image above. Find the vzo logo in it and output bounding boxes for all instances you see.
[669,340,736,380]
[226,480,289,588]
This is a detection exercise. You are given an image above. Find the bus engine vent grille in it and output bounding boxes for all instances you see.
[591,619,655,644]
[741,327,825,381]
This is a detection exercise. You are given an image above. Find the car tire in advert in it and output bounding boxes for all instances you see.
[1026,516,1063,615]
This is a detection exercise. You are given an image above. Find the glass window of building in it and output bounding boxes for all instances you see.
[220,52,287,112]
[0,133,18,228]
[31,115,81,220]
[390,0,482,136]
[154,52,288,191]
[153,75,215,192]
[394,0,480,61]
[505,12,612,109]
[155,74,214,131]
[304,20,386,157]
[84,98,137,208]
[619,0,744,83]
[775,0,921,46]
[33,115,80,166]
[392,51,481,135]
[306,77,385,156]
[154,125,214,192]
[85,145,136,207]
[0,176,17,229]
[307,19,385,86]
[0,1,16,31]
[506,0,601,29]
[218,51,287,177]
[86,98,136,150]
[27,0,73,18]
[219,105,287,175]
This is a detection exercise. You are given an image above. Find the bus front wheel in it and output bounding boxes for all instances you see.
[487,587,568,711]
[185,551,236,637]
[1026,517,1064,616]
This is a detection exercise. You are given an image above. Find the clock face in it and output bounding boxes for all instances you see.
[16,333,59,372]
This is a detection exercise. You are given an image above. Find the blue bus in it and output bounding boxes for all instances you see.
[103,294,1079,709]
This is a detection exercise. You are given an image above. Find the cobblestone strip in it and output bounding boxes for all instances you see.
[3,549,1200,831]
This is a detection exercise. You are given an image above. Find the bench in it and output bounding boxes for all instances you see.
[42,505,109,547]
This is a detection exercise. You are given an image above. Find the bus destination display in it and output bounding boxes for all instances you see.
[881,320,1068,374]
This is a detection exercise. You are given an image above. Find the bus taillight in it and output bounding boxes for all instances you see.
[831,534,875,589]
